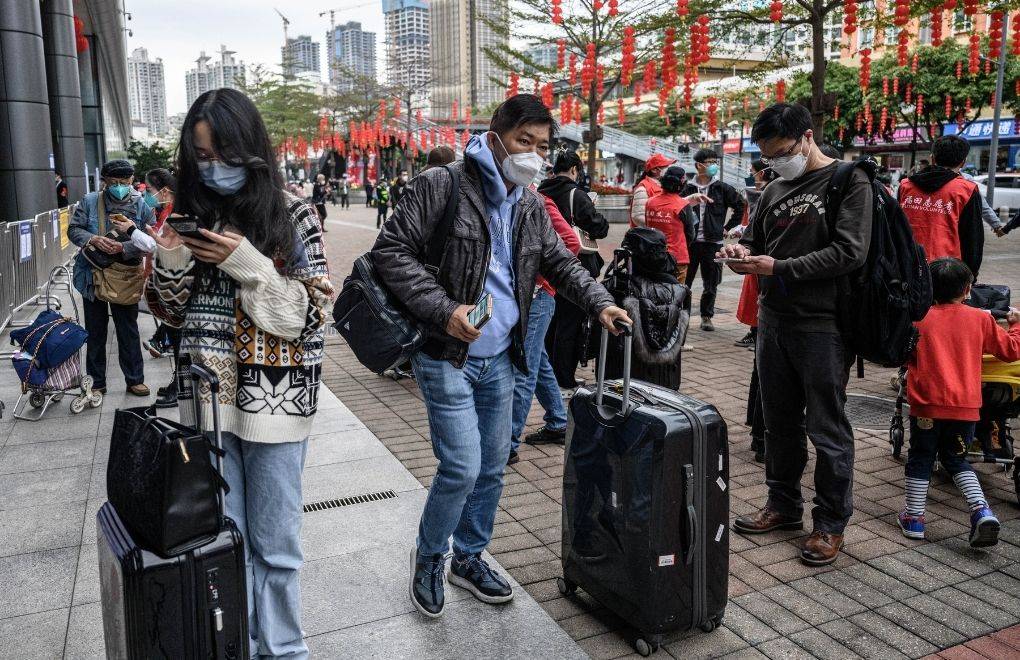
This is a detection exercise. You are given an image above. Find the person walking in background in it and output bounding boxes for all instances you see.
[899,135,985,277]
[898,258,1020,547]
[372,94,630,618]
[147,88,333,659]
[55,171,69,206]
[391,170,409,209]
[682,148,746,332]
[365,179,374,207]
[629,153,676,227]
[508,190,581,465]
[339,176,350,208]
[67,158,155,397]
[375,179,390,227]
[538,151,611,389]
[312,173,330,233]
[720,103,873,567]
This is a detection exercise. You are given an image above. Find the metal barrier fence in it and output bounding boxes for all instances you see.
[0,204,77,336]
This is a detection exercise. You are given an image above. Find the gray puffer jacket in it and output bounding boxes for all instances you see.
[372,159,615,369]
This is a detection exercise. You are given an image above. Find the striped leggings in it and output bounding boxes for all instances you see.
[904,417,987,516]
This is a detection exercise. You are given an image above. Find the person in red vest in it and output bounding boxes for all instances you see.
[629,153,676,227]
[643,165,708,281]
[898,135,984,276]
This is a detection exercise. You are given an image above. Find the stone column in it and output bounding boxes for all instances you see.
[41,0,87,203]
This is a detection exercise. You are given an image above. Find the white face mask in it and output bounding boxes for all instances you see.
[768,139,809,181]
[491,132,545,188]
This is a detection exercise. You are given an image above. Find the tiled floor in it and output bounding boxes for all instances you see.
[319,203,1020,659]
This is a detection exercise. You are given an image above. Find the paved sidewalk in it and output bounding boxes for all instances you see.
[0,288,583,658]
[319,203,1020,659]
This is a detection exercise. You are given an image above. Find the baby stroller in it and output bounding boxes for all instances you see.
[9,270,101,420]
[889,357,1020,504]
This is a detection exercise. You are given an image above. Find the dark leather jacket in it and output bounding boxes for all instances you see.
[372,159,615,369]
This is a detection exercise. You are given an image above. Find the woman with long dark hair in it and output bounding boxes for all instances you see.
[148,88,332,659]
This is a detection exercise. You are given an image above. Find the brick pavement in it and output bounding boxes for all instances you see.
[318,202,1020,659]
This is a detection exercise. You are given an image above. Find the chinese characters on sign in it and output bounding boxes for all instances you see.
[19,223,32,263]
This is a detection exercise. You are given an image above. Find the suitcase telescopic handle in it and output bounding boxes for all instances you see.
[595,320,633,419]
[683,464,697,566]
[189,363,225,518]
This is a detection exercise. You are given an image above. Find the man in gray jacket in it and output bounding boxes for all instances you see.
[373,94,630,618]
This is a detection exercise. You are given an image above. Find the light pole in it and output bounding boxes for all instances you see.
[986,9,1009,208]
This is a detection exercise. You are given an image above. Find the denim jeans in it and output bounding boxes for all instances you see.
[412,350,514,557]
[512,290,567,451]
[218,432,309,660]
[905,418,976,480]
[82,296,144,388]
[756,321,855,534]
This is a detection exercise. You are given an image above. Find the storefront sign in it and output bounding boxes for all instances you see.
[853,126,924,146]
[943,118,1017,140]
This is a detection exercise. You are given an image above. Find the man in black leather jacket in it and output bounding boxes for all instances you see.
[372,94,630,619]
[538,151,611,388]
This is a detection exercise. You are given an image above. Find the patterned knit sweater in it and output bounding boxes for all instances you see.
[150,194,333,443]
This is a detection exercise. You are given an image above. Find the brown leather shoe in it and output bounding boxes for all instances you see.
[733,506,803,535]
[128,383,150,397]
[800,530,844,566]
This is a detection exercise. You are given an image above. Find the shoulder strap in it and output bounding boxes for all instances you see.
[569,187,575,221]
[824,161,861,237]
[424,164,460,271]
[97,192,108,235]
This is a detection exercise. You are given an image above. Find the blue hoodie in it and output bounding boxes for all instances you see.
[463,134,522,358]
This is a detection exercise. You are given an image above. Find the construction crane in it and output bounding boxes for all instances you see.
[319,2,375,84]
[274,8,290,48]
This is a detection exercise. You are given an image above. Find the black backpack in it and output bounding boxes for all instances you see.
[825,157,932,368]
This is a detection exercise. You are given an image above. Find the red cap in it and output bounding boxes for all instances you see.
[644,153,676,171]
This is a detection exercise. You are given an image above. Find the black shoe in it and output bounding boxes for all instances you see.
[524,426,566,445]
[449,554,513,604]
[507,450,519,465]
[155,385,178,409]
[734,332,755,348]
[410,548,446,618]
[701,317,715,332]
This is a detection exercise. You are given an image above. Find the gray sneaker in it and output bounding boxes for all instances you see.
[448,554,514,604]
[409,547,446,617]
[701,317,715,331]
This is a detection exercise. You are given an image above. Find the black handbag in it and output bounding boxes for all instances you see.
[333,165,459,374]
[967,283,1011,319]
[106,402,227,557]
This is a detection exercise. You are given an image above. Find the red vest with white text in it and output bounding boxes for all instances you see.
[898,176,977,262]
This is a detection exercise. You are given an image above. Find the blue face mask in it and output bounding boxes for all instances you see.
[705,164,720,177]
[198,160,247,195]
[107,183,131,200]
[143,192,159,208]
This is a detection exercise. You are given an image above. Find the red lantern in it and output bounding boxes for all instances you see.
[945,95,953,118]
[833,104,840,121]
[965,96,972,115]
[905,83,912,106]
[956,60,963,79]
[658,88,668,118]
[608,0,618,17]
[621,26,635,86]
[769,0,783,23]
[634,81,642,106]
[916,95,924,117]
[893,0,909,27]
[897,30,909,67]
[643,60,657,93]
[859,48,871,93]
[557,39,566,70]
[775,79,786,103]
[880,106,889,135]
[910,54,918,75]
[569,53,578,86]
[507,72,519,98]
[989,11,1004,60]
[843,0,858,35]
[1013,14,1020,56]
[541,82,554,109]
[931,9,943,46]
[593,0,602,10]
[962,0,977,16]
[676,0,689,18]
[892,75,899,96]
[617,98,626,126]
[706,96,718,136]
[968,33,980,75]
[598,104,605,125]
[661,28,678,91]
[581,43,596,95]
[73,16,88,53]
[882,76,889,97]
[551,0,562,25]
[596,64,605,98]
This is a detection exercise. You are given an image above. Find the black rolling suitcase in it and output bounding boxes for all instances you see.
[560,324,728,656]
[98,364,249,659]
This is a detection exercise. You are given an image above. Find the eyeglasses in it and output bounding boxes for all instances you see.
[759,138,802,165]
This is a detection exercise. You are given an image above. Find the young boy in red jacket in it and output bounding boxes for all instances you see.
[900,257,1020,547]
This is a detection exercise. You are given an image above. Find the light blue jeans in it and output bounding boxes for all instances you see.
[219,432,309,660]
[412,350,514,557]
[511,290,567,452]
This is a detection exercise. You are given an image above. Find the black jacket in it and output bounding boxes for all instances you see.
[903,167,984,276]
[681,178,746,243]
[538,175,610,277]
[373,159,614,369]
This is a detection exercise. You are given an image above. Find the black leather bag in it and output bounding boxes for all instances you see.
[333,165,459,374]
[106,404,226,557]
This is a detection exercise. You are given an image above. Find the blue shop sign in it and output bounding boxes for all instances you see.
[943,118,1017,142]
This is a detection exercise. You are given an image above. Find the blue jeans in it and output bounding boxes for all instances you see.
[219,432,309,660]
[906,418,976,480]
[412,350,514,557]
[511,290,567,452]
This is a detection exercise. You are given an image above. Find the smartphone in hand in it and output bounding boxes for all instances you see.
[714,257,749,264]
[467,293,493,330]
[164,215,207,240]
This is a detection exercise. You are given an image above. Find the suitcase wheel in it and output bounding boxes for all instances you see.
[699,619,717,633]
[556,577,577,596]
[635,637,660,657]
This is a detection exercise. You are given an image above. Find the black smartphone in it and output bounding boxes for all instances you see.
[164,215,207,240]
[467,293,493,330]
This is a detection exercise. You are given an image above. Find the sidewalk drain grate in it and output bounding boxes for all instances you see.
[845,393,903,430]
[303,489,397,513]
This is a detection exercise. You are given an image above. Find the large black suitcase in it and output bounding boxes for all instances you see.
[560,325,728,656]
[98,364,249,659]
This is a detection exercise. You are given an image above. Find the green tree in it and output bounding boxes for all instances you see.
[240,64,323,155]
[126,140,173,178]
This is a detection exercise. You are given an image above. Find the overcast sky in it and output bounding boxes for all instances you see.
[126,0,386,116]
